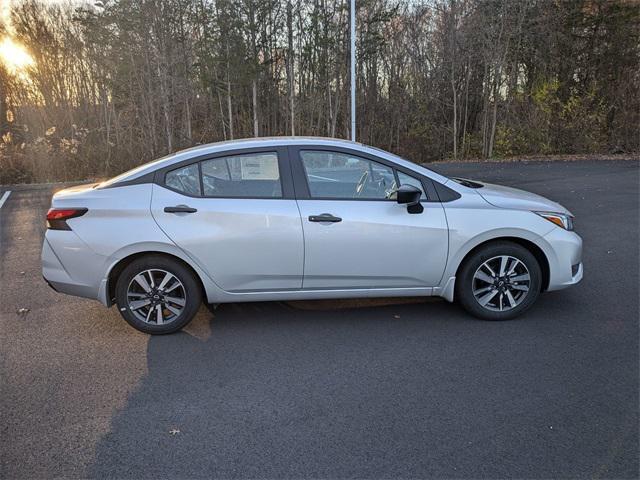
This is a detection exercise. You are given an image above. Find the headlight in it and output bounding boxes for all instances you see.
[534,211,574,231]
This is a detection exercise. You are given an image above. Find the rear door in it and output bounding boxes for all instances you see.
[291,147,448,289]
[151,147,304,292]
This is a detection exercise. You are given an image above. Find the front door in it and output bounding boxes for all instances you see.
[292,148,448,289]
[151,148,304,292]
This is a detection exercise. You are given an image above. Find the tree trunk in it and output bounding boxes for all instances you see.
[488,69,500,158]
[157,63,173,152]
[227,76,233,140]
[451,79,457,160]
[461,63,470,158]
[185,97,192,143]
[216,87,227,140]
[252,79,259,137]
[481,63,490,158]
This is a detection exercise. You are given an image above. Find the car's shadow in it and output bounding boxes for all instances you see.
[88,298,497,478]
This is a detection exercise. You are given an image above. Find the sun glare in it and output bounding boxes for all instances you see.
[0,37,34,74]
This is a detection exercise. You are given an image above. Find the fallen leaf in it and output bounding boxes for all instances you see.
[17,308,30,315]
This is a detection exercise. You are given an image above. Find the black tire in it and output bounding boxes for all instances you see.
[115,255,202,334]
[455,241,542,320]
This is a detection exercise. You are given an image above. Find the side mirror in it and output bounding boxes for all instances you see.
[395,184,424,214]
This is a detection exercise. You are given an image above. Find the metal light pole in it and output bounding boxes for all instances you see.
[350,0,356,142]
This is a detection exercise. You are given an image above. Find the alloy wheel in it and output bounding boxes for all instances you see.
[126,269,186,325]
[472,255,531,312]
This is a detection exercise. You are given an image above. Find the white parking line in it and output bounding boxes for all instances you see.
[0,191,11,209]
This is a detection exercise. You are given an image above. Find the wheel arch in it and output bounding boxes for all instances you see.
[455,236,551,292]
[106,249,210,307]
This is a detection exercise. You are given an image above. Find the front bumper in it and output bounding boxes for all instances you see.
[543,227,583,291]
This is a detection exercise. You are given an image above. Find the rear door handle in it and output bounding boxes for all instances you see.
[309,213,342,223]
[164,205,197,214]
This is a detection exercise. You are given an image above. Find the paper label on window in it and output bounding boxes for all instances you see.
[240,157,279,180]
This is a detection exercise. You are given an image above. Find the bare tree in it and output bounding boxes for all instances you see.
[1,0,637,184]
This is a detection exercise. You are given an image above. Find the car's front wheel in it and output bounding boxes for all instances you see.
[455,241,542,320]
[115,255,202,334]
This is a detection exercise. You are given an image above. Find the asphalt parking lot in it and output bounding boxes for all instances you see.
[1,159,638,479]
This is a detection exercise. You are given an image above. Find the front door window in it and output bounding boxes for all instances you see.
[300,150,397,199]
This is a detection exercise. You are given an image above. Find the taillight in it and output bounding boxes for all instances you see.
[46,208,88,230]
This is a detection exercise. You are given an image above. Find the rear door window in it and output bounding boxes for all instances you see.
[201,152,282,198]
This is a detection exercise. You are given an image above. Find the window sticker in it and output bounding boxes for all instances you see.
[240,156,279,180]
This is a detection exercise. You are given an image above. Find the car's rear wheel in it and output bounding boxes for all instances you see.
[455,241,542,320]
[115,255,201,334]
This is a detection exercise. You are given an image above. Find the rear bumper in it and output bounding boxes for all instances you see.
[43,275,57,292]
[41,234,109,305]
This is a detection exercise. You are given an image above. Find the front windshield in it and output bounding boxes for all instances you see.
[365,144,448,179]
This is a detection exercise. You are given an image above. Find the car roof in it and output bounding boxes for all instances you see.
[104,136,450,186]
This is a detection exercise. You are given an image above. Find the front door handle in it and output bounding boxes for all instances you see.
[309,213,342,223]
[164,205,197,214]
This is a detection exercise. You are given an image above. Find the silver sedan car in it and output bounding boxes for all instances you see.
[42,138,583,334]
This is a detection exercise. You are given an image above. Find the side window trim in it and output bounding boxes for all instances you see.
[154,146,295,199]
[197,161,205,197]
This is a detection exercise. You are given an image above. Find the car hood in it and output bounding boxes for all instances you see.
[466,180,572,216]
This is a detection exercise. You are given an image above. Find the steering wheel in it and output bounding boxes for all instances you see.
[354,170,369,197]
